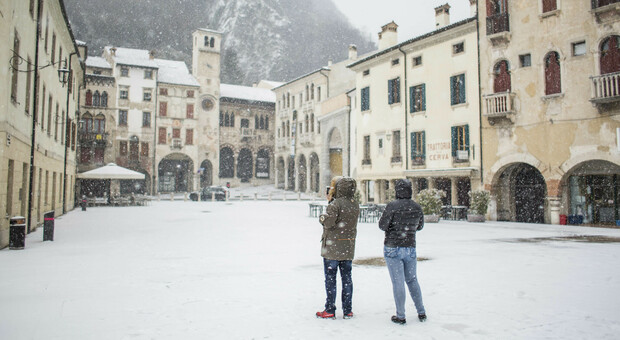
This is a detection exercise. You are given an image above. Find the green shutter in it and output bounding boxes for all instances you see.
[395,78,400,103]
[409,86,415,113]
[388,79,393,104]
[422,131,426,158]
[465,125,470,154]
[450,76,456,105]
[451,126,457,156]
[421,84,426,111]
[411,132,416,159]
[459,74,466,104]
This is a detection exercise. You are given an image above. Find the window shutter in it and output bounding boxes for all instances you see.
[459,74,466,104]
[465,125,470,154]
[411,132,417,159]
[409,86,415,113]
[421,84,426,111]
[388,79,393,104]
[450,76,456,105]
[422,131,426,158]
[395,78,400,103]
[451,126,457,156]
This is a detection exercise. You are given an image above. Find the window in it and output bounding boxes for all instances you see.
[600,35,620,74]
[362,136,371,165]
[361,87,370,111]
[411,131,426,165]
[572,41,586,56]
[119,87,128,99]
[493,60,511,93]
[10,31,20,103]
[93,91,100,107]
[51,33,56,65]
[410,84,426,113]
[158,128,166,144]
[142,112,151,127]
[186,129,194,145]
[450,74,466,105]
[388,78,400,104]
[363,69,370,76]
[159,102,167,116]
[453,42,465,54]
[144,70,153,79]
[186,104,194,119]
[241,119,249,128]
[317,87,321,101]
[94,114,105,133]
[391,58,400,66]
[101,92,108,107]
[378,138,384,155]
[130,138,139,161]
[141,142,149,157]
[544,51,561,95]
[451,125,470,161]
[172,128,180,139]
[413,56,422,66]
[81,113,93,132]
[143,89,152,102]
[187,90,194,98]
[94,147,104,164]
[80,146,91,164]
[311,84,315,100]
[486,0,510,35]
[159,88,168,96]
[542,0,557,13]
[120,67,129,77]
[119,141,128,156]
[392,130,401,163]
[519,54,531,67]
[119,110,128,126]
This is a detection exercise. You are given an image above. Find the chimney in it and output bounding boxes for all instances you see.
[470,0,478,17]
[348,44,358,60]
[435,3,451,29]
[378,21,398,50]
[110,47,117,56]
[328,59,333,67]
[149,50,155,60]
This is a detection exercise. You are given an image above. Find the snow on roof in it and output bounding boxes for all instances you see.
[85,56,112,69]
[197,28,222,34]
[104,46,158,69]
[75,40,87,46]
[220,84,276,103]
[256,80,285,89]
[154,59,200,87]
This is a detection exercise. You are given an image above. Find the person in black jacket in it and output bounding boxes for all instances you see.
[378,179,427,324]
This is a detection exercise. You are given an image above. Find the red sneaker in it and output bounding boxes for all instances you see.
[316,310,336,319]
[343,312,354,319]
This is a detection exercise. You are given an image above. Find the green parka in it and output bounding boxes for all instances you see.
[319,177,360,260]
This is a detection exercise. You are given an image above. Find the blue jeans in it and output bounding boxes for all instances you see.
[323,258,353,314]
[384,246,425,319]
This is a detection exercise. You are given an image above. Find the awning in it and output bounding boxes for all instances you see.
[78,163,145,180]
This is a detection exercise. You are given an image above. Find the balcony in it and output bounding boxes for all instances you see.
[483,92,516,122]
[591,72,620,106]
[171,138,183,150]
[592,0,620,21]
[241,128,255,138]
[486,13,511,45]
[79,131,109,145]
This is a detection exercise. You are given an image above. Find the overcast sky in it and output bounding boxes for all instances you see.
[333,0,474,43]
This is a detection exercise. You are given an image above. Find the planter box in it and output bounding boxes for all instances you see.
[424,214,440,223]
[467,214,486,223]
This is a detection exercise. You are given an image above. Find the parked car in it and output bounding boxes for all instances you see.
[190,186,228,201]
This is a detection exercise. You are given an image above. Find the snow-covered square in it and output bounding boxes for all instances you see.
[2,200,620,339]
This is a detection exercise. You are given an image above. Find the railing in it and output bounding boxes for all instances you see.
[592,0,619,9]
[79,131,109,144]
[241,128,255,137]
[483,92,515,117]
[171,138,182,150]
[591,72,620,104]
[486,13,510,35]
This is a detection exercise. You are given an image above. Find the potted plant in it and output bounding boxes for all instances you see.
[416,189,445,223]
[467,190,491,222]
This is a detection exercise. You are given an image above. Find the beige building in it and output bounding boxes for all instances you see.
[349,3,480,205]
[479,0,620,225]
[273,46,359,194]
[218,84,276,187]
[1,0,84,247]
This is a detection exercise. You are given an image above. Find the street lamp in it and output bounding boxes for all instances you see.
[57,59,69,87]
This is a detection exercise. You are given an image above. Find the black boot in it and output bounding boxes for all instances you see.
[391,315,406,324]
[418,314,427,322]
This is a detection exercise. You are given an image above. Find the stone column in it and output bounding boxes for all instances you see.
[274,166,279,189]
[451,178,458,206]
[427,177,435,189]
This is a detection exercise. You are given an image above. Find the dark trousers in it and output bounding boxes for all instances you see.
[323,258,353,314]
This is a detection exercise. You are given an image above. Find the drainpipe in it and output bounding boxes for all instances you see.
[62,52,77,214]
[475,2,484,188]
[398,46,409,170]
[27,0,43,233]
[151,79,158,195]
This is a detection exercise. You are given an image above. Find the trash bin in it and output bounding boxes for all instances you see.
[9,216,26,250]
[43,211,55,242]
[81,195,87,211]
[559,214,567,225]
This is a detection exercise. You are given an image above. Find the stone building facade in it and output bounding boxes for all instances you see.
[478,0,620,225]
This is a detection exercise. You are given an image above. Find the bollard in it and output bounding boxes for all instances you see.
[9,216,26,250]
[240,193,243,202]
[298,192,301,201]
[43,211,55,242]
[170,193,174,201]
[283,193,286,201]
[268,192,272,201]
[212,192,215,202]
[254,192,258,201]
[184,192,188,201]
[81,195,87,211]
[158,194,161,201]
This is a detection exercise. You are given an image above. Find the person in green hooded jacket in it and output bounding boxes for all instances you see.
[316,177,360,319]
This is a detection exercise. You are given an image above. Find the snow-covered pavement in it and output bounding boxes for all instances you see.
[1,201,620,339]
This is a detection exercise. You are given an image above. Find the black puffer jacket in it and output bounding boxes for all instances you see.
[378,179,424,248]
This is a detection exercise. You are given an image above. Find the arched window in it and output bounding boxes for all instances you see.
[101,91,108,107]
[600,35,620,75]
[230,113,235,127]
[545,51,561,95]
[311,84,315,100]
[93,91,101,107]
[493,60,511,93]
[287,93,290,107]
[260,116,265,130]
[286,121,290,137]
[305,85,309,101]
[220,111,224,126]
[310,114,314,132]
[85,90,92,106]
[305,115,309,133]
[204,36,209,47]
[282,122,285,137]
[255,116,259,129]
[94,114,105,134]
[265,116,269,130]
[210,37,215,48]
[82,112,93,132]
[225,112,230,127]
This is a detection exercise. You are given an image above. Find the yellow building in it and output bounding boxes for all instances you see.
[1,0,84,247]
[479,0,620,225]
